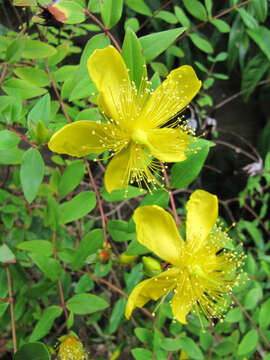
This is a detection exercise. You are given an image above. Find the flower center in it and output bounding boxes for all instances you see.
[189,264,220,286]
[132,128,149,145]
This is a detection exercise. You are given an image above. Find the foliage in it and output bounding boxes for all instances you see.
[0,0,270,359]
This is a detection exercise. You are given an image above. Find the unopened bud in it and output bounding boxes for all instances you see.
[142,256,162,277]
[119,253,138,265]
[35,120,50,144]
[98,249,111,263]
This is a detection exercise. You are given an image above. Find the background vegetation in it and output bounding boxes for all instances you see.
[0,0,270,359]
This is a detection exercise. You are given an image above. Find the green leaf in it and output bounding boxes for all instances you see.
[189,33,213,54]
[101,0,123,28]
[75,108,102,122]
[237,329,258,356]
[22,40,56,59]
[241,53,269,101]
[31,254,62,281]
[100,185,146,202]
[213,341,235,356]
[67,293,109,315]
[225,307,243,323]
[0,130,20,150]
[247,26,270,62]
[69,34,110,101]
[17,240,53,257]
[71,229,104,270]
[59,191,96,224]
[140,189,169,208]
[107,220,136,242]
[124,17,140,32]
[244,286,262,310]
[74,274,94,293]
[47,43,70,66]
[29,306,63,342]
[174,6,190,27]
[131,348,153,360]
[139,27,186,62]
[58,160,85,197]
[251,0,268,22]
[161,338,182,351]
[237,8,258,29]
[122,27,146,89]
[6,37,25,64]
[179,337,204,360]
[126,238,149,256]
[55,0,85,24]
[107,297,126,334]
[28,94,51,127]
[14,67,50,87]
[183,0,207,21]
[135,328,153,346]
[0,148,23,164]
[211,18,230,33]
[156,11,178,24]
[20,148,45,203]
[204,0,212,16]
[126,0,152,16]
[0,244,15,263]
[259,298,270,328]
[170,138,213,188]
[3,78,47,99]
[14,342,50,360]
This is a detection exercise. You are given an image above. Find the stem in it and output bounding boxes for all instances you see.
[84,9,122,53]
[161,163,180,228]
[52,231,69,323]
[0,64,8,87]
[84,158,108,246]
[6,265,17,353]
[178,0,253,42]
[44,59,71,123]
[232,294,270,348]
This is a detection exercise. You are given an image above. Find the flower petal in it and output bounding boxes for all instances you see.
[171,275,193,324]
[125,267,179,319]
[139,65,201,129]
[87,46,130,123]
[104,147,131,193]
[145,128,191,162]
[186,190,218,250]
[133,206,184,265]
[48,121,116,157]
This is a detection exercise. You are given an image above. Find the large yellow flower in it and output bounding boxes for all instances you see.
[126,190,244,324]
[48,46,201,193]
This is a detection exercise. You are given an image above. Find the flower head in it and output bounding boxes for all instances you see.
[48,46,201,192]
[57,335,88,360]
[125,190,245,324]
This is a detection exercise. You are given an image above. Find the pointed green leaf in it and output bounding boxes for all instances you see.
[101,0,123,28]
[247,26,270,61]
[0,130,20,150]
[237,329,258,356]
[67,293,109,315]
[23,40,56,59]
[14,342,50,360]
[183,0,207,21]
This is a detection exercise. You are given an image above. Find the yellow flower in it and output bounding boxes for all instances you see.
[48,45,201,193]
[125,190,245,324]
[57,335,88,360]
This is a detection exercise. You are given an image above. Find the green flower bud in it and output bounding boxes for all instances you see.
[119,253,138,265]
[142,256,162,277]
[35,120,50,145]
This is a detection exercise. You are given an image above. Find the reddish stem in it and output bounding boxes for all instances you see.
[6,265,17,353]
[161,163,180,228]
[84,158,109,246]
[44,59,71,123]
[84,9,122,53]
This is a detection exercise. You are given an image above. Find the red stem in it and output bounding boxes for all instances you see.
[84,9,122,53]
[84,158,109,246]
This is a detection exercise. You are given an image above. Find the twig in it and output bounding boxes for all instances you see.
[6,265,17,353]
[214,139,258,162]
[178,0,253,42]
[232,294,270,348]
[161,163,180,228]
[52,231,69,323]
[44,59,71,123]
[0,64,8,87]
[84,9,122,53]
[214,79,270,110]
[137,0,175,33]
[84,158,108,246]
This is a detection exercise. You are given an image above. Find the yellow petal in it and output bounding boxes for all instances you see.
[139,65,201,129]
[171,276,193,324]
[186,190,218,249]
[133,206,184,265]
[104,147,131,193]
[48,121,117,157]
[125,267,179,319]
[87,46,130,123]
[145,128,191,162]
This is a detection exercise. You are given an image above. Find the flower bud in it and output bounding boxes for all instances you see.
[35,120,50,144]
[97,249,111,263]
[119,253,138,265]
[142,256,162,277]
[57,335,88,360]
